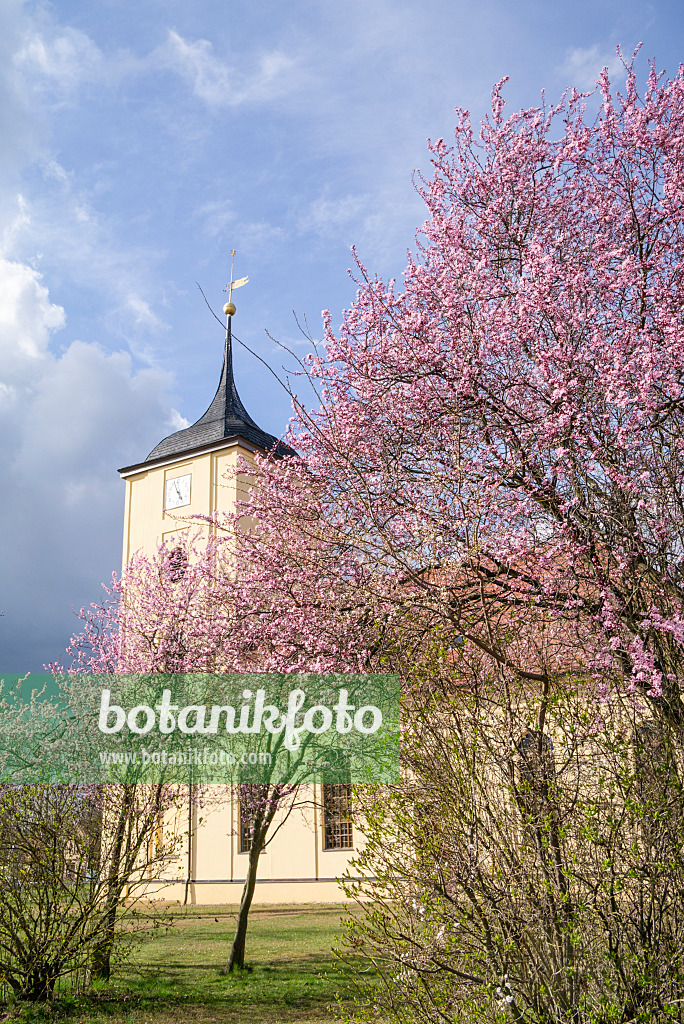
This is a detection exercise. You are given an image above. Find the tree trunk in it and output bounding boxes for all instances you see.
[14,962,60,1002]
[90,896,119,981]
[225,841,261,972]
[224,786,286,973]
[90,784,133,981]
[90,782,165,981]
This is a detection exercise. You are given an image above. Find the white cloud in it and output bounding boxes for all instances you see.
[295,185,423,268]
[197,199,236,239]
[235,220,287,251]
[126,295,169,333]
[0,193,31,254]
[0,6,295,669]
[14,339,172,477]
[168,408,190,431]
[0,253,182,670]
[0,256,173,478]
[12,22,301,116]
[0,4,43,193]
[14,26,104,97]
[0,381,17,406]
[161,30,230,105]
[557,45,623,92]
[303,193,367,236]
[6,187,169,354]
[0,258,65,381]
[159,29,299,108]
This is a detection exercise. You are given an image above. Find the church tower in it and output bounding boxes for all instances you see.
[117,286,357,905]
[118,309,289,564]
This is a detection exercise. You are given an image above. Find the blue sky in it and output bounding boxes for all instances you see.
[1,0,682,670]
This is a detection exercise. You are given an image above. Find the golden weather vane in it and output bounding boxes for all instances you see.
[223,249,249,317]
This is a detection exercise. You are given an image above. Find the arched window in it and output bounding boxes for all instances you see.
[634,719,677,846]
[517,730,556,820]
[237,784,267,854]
[322,784,353,850]
[165,546,188,582]
[238,788,253,853]
[635,720,669,795]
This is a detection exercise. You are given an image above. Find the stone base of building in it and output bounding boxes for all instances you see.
[139,877,355,904]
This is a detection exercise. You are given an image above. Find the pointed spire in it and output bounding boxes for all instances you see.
[144,303,290,464]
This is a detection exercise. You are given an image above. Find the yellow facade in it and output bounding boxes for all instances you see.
[121,440,249,566]
[118,332,360,904]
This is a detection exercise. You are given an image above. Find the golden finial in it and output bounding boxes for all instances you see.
[223,249,248,317]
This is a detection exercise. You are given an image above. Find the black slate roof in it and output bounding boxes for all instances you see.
[144,321,293,463]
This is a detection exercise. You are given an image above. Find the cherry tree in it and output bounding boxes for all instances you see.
[66,535,373,975]
[58,546,223,980]
[49,51,684,996]
[228,51,684,723]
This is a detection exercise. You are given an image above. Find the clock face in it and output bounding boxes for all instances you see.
[165,473,191,510]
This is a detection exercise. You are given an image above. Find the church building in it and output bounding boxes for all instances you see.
[117,296,357,904]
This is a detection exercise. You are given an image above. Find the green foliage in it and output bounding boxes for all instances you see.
[0,785,109,1001]
[337,680,684,1024]
[0,784,178,1002]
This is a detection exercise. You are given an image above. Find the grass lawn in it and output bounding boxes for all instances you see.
[0,903,376,1024]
